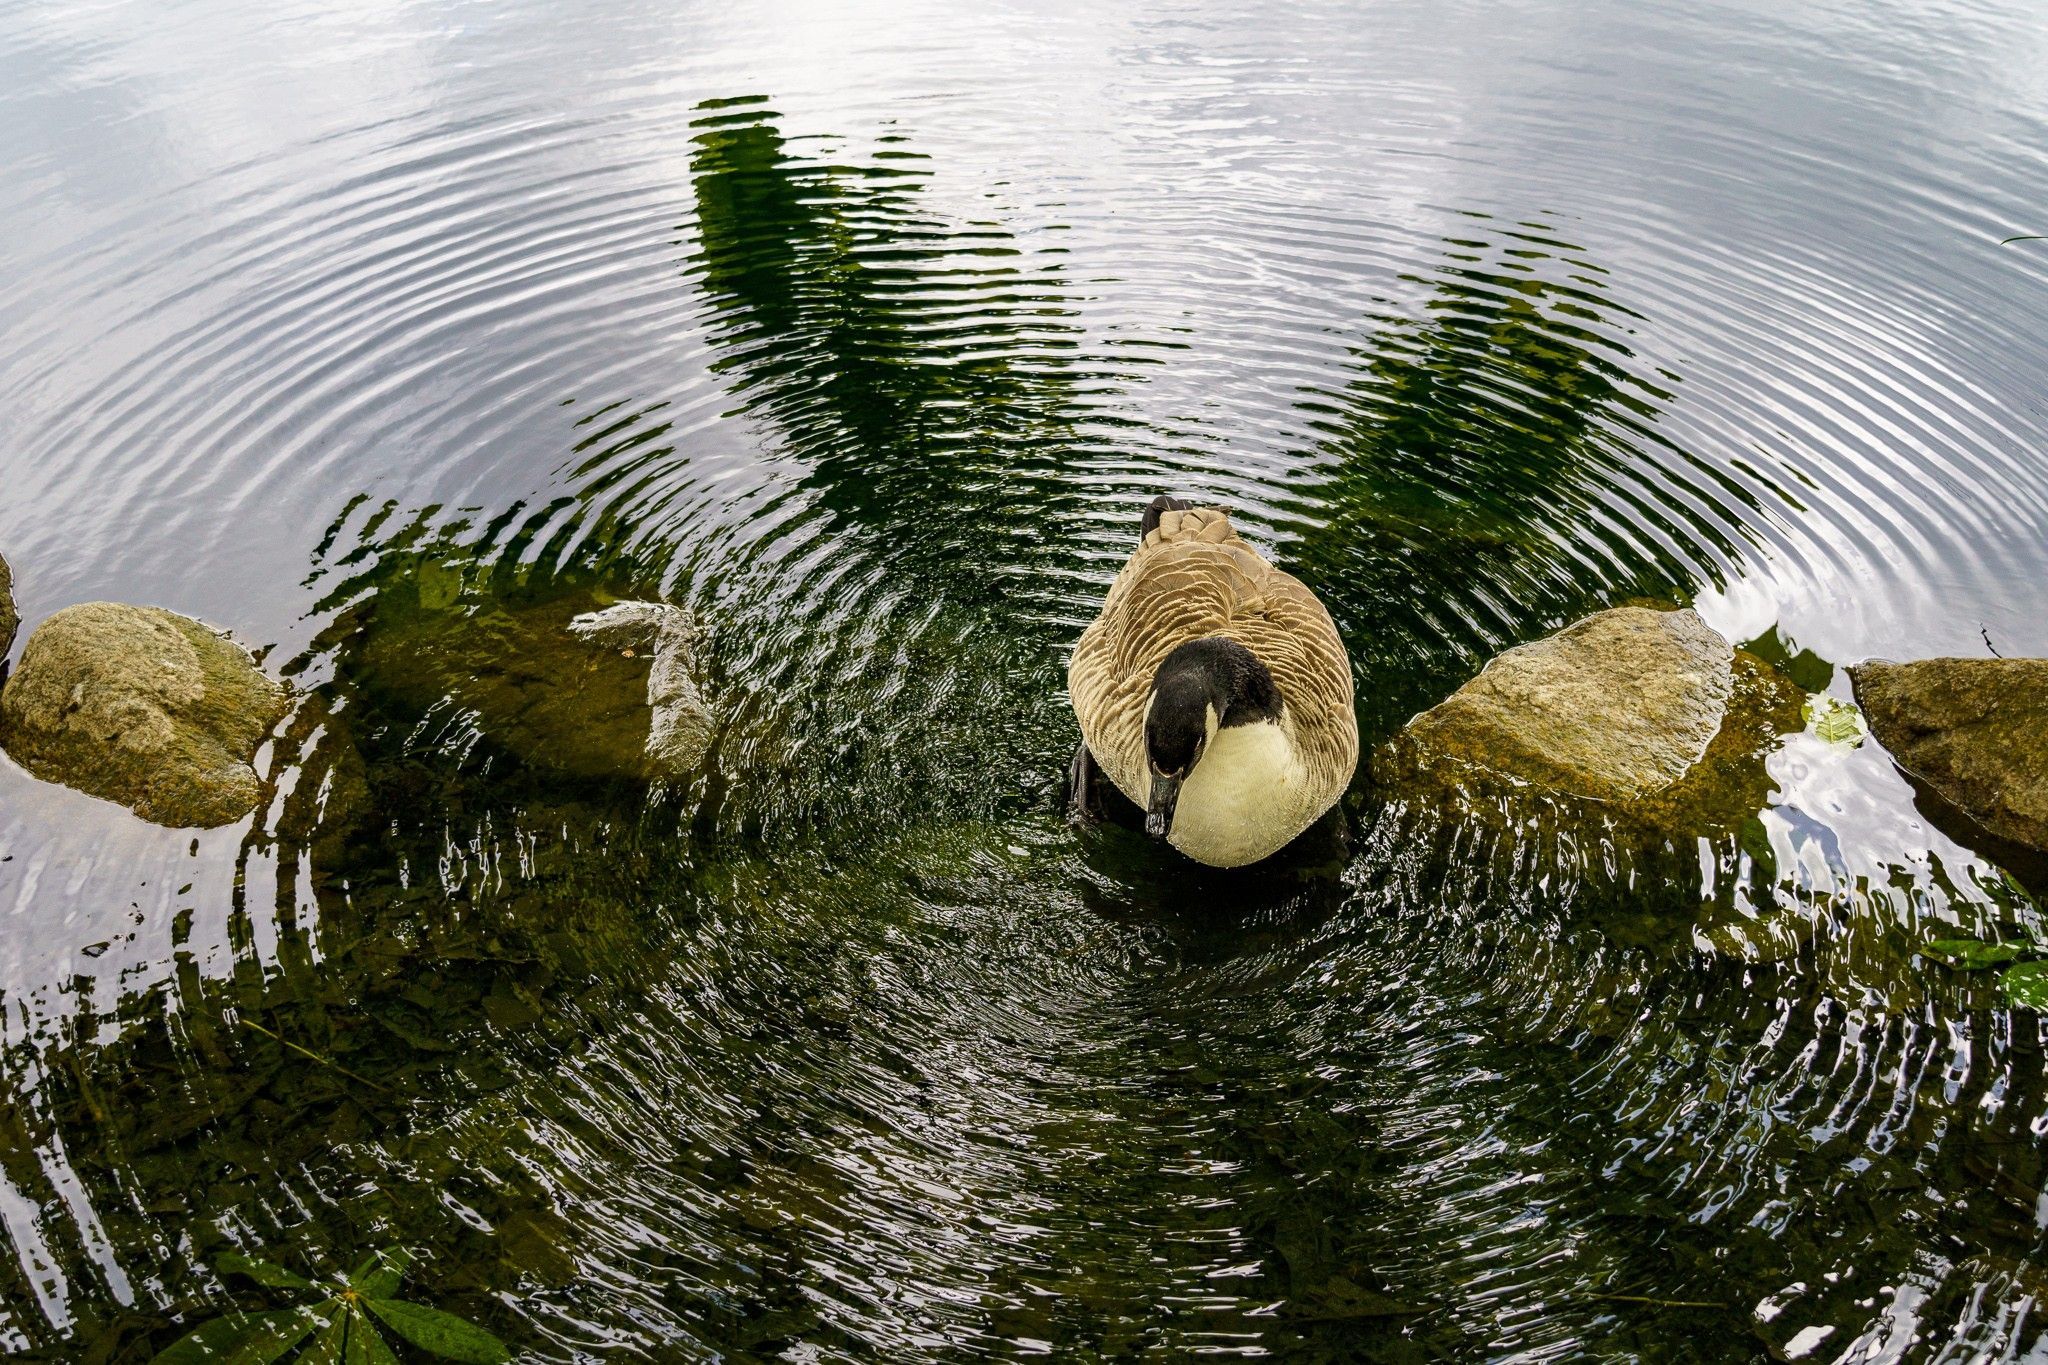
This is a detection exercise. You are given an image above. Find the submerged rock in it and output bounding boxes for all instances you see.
[0,603,288,827]
[1851,657,2048,854]
[1381,607,1735,801]
[0,552,15,662]
[566,601,712,775]
[348,583,710,782]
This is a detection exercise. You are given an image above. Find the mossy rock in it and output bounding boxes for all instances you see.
[1375,606,1804,837]
[0,603,288,827]
[1630,650,1805,834]
[1851,657,2048,855]
[344,570,699,782]
[1380,607,1733,801]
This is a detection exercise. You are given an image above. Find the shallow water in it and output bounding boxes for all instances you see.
[3,0,2048,1358]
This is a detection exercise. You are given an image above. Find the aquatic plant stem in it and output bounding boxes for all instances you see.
[239,1018,390,1092]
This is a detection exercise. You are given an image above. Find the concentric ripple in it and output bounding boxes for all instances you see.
[3,0,2048,1359]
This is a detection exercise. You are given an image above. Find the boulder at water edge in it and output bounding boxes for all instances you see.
[0,552,16,661]
[1374,604,1805,836]
[1850,657,2048,854]
[1381,607,1736,800]
[0,603,288,827]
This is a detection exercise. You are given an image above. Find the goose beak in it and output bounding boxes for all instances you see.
[1145,773,1181,839]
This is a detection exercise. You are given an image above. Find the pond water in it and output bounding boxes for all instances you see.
[3,0,2048,1358]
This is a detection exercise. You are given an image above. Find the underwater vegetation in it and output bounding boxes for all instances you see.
[152,1248,506,1364]
[1,92,2045,1365]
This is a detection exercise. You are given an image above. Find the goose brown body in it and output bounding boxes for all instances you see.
[1068,505,1358,866]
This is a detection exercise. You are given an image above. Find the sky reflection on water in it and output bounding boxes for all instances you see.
[2,0,2048,1359]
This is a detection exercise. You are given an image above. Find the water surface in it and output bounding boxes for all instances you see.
[3,0,2048,1359]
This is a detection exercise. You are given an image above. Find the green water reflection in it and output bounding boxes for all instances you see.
[1287,217,1792,739]
[1,101,2044,1365]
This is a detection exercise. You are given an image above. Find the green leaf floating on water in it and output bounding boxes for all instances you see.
[2001,960,2048,1008]
[153,1246,506,1364]
[1924,938,2035,970]
[345,1309,402,1365]
[301,1311,349,1365]
[1803,696,1864,746]
[364,1299,512,1363]
[349,1247,411,1299]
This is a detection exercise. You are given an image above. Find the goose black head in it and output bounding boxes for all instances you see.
[1143,637,1282,837]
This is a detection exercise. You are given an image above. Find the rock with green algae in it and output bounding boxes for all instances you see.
[1375,605,1804,835]
[346,581,709,782]
[1386,606,1733,801]
[0,603,288,827]
[566,600,711,774]
[0,551,16,661]
[1851,656,2048,854]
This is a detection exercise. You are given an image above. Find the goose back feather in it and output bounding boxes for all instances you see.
[1068,506,1358,861]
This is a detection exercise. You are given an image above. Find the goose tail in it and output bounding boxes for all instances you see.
[1140,494,1193,540]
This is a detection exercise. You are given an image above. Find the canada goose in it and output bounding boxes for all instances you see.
[1067,496,1359,867]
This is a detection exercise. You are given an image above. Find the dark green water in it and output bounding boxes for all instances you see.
[3,1,2048,1359]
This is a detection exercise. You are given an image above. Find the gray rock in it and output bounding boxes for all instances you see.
[566,601,712,775]
[1851,657,2048,853]
[0,603,288,827]
[1384,606,1736,801]
[0,552,16,662]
